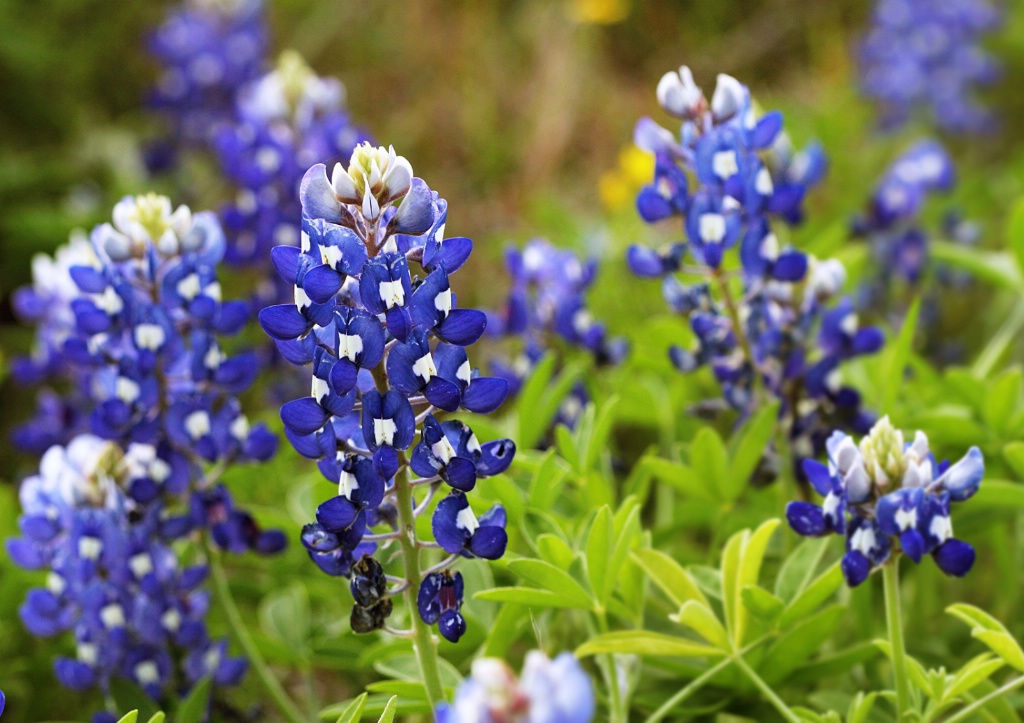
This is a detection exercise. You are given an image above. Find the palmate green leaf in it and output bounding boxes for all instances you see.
[585,506,612,606]
[774,536,831,602]
[527,450,572,511]
[670,599,729,649]
[585,394,620,471]
[176,677,211,723]
[690,427,729,503]
[875,640,933,697]
[982,368,1022,435]
[779,561,843,629]
[334,692,368,723]
[943,654,1005,704]
[575,631,725,659]
[602,501,641,603]
[555,423,580,471]
[638,456,718,503]
[476,586,588,609]
[725,401,780,502]
[631,548,710,608]
[760,605,845,685]
[536,533,576,570]
[376,696,399,723]
[116,713,139,723]
[971,479,1024,511]
[365,681,427,699]
[482,603,528,658]
[259,582,311,656]
[741,584,785,625]
[1006,196,1024,277]
[320,694,432,720]
[722,519,780,646]
[145,714,166,723]
[516,353,557,450]
[878,297,921,418]
[947,604,1024,673]
[845,691,878,723]
[931,241,1024,293]
[507,559,594,609]
[1004,443,1024,480]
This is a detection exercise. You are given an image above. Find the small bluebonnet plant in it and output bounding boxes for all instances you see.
[214,51,367,275]
[858,0,1002,133]
[147,0,267,164]
[435,651,595,723]
[629,67,881,472]
[786,417,983,587]
[259,143,515,641]
[487,239,627,432]
[7,435,248,718]
[13,193,282,555]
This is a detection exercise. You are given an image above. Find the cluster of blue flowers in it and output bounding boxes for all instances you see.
[487,239,627,432]
[214,51,367,277]
[260,143,515,641]
[436,651,595,722]
[787,417,983,586]
[7,436,249,719]
[146,0,267,165]
[629,67,882,470]
[858,0,1002,133]
[9,194,285,713]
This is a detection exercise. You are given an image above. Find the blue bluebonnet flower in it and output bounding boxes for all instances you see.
[13,193,281,554]
[261,144,515,642]
[147,0,268,162]
[858,0,1001,133]
[435,651,595,722]
[213,51,368,277]
[7,435,247,715]
[786,417,983,586]
[487,239,627,434]
[630,67,881,475]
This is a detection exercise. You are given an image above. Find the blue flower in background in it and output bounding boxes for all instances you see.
[630,67,882,479]
[435,651,595,722]
[787,417,982,586]
[858,0,1002,133]
[147,0,268,165]
[213,51,368,284]
[262,144,515,642]
[7,436,247,714]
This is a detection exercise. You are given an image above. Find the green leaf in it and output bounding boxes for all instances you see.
[690,428,729,503]
[732,519,780,645]
[476,586,588,609]
[536,533,576,570]
[983,369,1022,434]
[116,713,139,723]
[576,631,725,659]
[944,655,1005,703]
[603,503,641,602]
[176,678,212,723]
[670,599,729,649]
[874,640,933,697]
[638,456,718,503]
[1003,443,1024,480]
[377,696,399,723]
[760,605,845,684]
[931,241,1024,293]
[630,548,710,609]
[555,423,580,471]
[482,603,527,658]
[846,692,877,723]
[1006,196,1024,277]
[259,583,310,656]
[779,562,843,629]
[364,681,428,699]
[774,537,830,602]
[507,559,594,609]
[879,297,920,416]
[741,584,785,625]
[726,401,780,501]
[517,354,557,449]
[109,678,160,720]
[973,631,1024,672]
[585,506,612,605]
[527,450,572,511]
[145,714,166,723]
[585,395,620,470]
[334,692,369,723]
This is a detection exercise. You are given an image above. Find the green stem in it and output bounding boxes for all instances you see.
[944,674,1024,723]
[884,559,913,720]
[644,656,733,723]
[734,656,801,723]
[597,612,625,723]
[204,539,307,723]
[395,466,447,709]
[713,269,763,404]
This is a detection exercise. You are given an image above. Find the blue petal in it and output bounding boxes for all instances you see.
[772,251,808,282]
[436,309,487,346]
[841,551,871,587]
[786,501,828,537]
[425,377,461,413]
[801,460,835,497]
[438,610,467,642]
[425,237,473,274]
[900,529,926,564]
[462,377,509,414]
[316,496,359,533]
[432,494,469,554]
[329,358,358,395]
[750,110,783,148]
[259,305,310,340]
[636,186,674,223]
[476,439,516,477]
[385,306,411,343]
[393,178,434,235]
[281,398,329,435]
[271,246,301,283]
[302,264,344,304]
[299,165,342,223]
[933,539,975,577]
[373,446,399,481]
[445,457,477,491]
[941,446,984,502]
[468,527,508,559]
[69,266,107,293]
